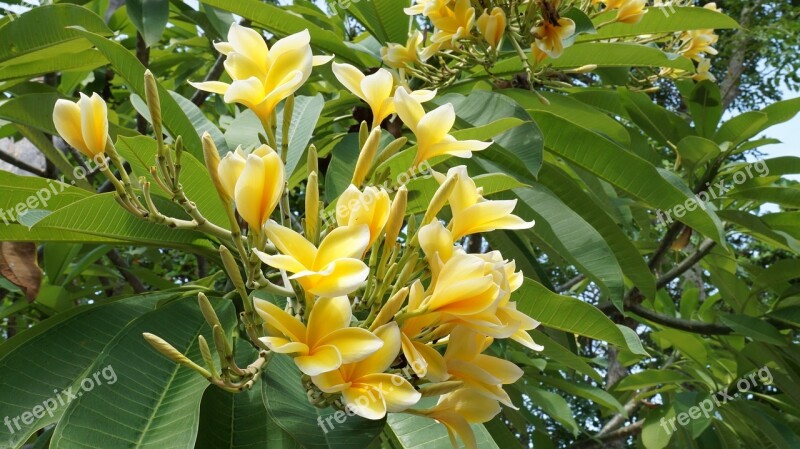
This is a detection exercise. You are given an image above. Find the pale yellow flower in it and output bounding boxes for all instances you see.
[531,18,575,59]
[53,93,108,158]
[381,30,424,69]
[476,7,506,48]
[415,252,501,318]
[439,325,523,407]
[693,58,716,82]
[256,222,370,296]
[428,0,476,47]
[417,388,502,449]
[616,0,647,24]
[332,63,435,128]
[190,25,331,122]
[336,185,391,249]
[434,166,534,239]
[253,296,383,376]
[216,145,284,231]
[394,88,491,166]
[312,323,422,419]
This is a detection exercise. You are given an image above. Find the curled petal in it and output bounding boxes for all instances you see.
[295,345,343,376]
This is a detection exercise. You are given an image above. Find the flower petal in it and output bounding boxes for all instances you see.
[306,296,353,347]
[311,369,351,393]
[315,224,371,268]
[350,323,402,379]
[342,385,387,420]
[356,373,421,412]
[394,87,426,134]
[78,93,107,156]
[264,221,317,269]
[259,337,309,355]
[253,298,306,343]
[304,258,369,297]
[295,344,343,376]
[189,80,230,95]
[319,327,384,364]
[332,62,366,100]
[53,99,88,155]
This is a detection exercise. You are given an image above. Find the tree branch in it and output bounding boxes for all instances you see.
[0,150,47,177]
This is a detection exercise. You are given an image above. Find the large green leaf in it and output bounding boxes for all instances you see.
[0,4,110,64]
[200,0,375,66]
[0,291,184,448]
[263,355,385,449]
[516,278,646,354]
[51,296,236,448]
[580,6,738,42]
[32,193,215,255]
[529,111,725,244]
[347,0,410,44]
[513,185,626,306]
[537,162,656,300]
[70,29,204,160]
[619,89,693,147]
[196,344,300,449]
[127,0,170,47]
[278,94,325,177]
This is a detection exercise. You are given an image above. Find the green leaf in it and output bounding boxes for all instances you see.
[613,369,693,391]
[714,111,769,147]
[278,94,325,177]
[51,296,236,448]
[196,343,299,449]
[504,89,630,147]
[581,6,738,42]
[0,4,111,64]
[523,386,580,436]
[676,136,721,172]
[619,89,693,147]
[33,193,215,255]
[0,291,179,447]
[347,0,411,44]
[516,278,646,354]
[541,376,626,415]
[126,0,170,47]
[529,111,725,245]
[263,355,385,449]
[70,28,204,160]
[200,0,376,66]
[513,185,626,306]
[528,329,603,382]
[386,406,500,449]
[683,80,723,138]
[537,162,656,300]
[719,314,787,346]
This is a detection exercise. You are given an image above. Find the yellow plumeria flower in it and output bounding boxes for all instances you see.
[336,185,391,249]
[190,25,331,123]
[216,145,284,231]
[311,323,422,419]
[53,93,108,158]
[439,325,523,407]
[476,7,506,49]
[616,0,647,24]
[417,252,501,318]
[394,88,491,166]
[418,220,455,280]
[531,17,575,59]
[679,28,719,62]
[693,58,716,82]
[332,63,435,128]
[256,221,370,296]
[434,166,534,239]
[381,30,424,69]
[417,388,501,449]
[428,0,476,47]
[253,296,383,376]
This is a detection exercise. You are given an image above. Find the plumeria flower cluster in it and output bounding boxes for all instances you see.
[387,0,723,89]
[52,24,539,449]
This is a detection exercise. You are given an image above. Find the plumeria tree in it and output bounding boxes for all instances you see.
[0,1,798,449]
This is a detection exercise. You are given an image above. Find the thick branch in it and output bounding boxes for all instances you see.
[0,150,47,177]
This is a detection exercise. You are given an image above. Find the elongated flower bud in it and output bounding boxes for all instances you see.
[305,171,320,245]
[422,172,458,226]
[198,335,219,380]
[370,287,409,330]
[144,70,163,138]
[198,292,222,329]
[219,246,247,297]
[53,93,108,158]
[143,333,212,379]
[385,185,407,244]
[352,127,381,186]
[307,144,319,176]
[202,133,226,202]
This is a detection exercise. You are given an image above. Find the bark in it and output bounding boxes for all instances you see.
[720,0,765,110]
